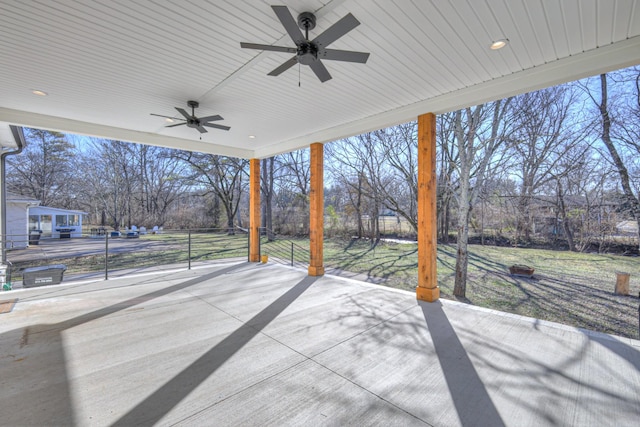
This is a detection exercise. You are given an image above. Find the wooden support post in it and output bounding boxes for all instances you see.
[416,113,440,302]
[308,143,325,276]
[249,158,260,262]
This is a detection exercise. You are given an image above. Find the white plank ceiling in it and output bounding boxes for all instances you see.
[1,0,639,158]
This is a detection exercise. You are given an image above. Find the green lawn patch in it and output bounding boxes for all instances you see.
[323,238,640,339]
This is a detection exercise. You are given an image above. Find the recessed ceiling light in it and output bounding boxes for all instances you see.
[249,135,256,139]
[32,89,48,96]
[490,39,509,50]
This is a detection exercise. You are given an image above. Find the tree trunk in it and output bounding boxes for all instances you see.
[370,205,381,242]
[356,177,364,238]
[480,196,485,246]
[225,205,235,235]
[438,191,451,242]
[453,208,469,298]
[261,157,275,241]
[599,74,640,250]
[211,194,221,228]
[453,108,471,298]
[557,179,575,251]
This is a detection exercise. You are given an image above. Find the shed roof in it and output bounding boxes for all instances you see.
[29,206,88,216]
[7,192,41,205]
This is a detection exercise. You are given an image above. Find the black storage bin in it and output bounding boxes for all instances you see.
[57,228,73,238]
[29,230,42,245]
[22,264,67,287]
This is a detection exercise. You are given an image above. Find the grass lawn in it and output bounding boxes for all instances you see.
[322,238,640,339]
[9,232,639,339]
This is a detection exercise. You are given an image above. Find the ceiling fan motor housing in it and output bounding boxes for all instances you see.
[240,6,368,83]
[297,42,318,64]
[297,12,316,32]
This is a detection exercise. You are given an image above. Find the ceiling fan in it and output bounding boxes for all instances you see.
[241,5,369,83]
[150,101,230,134]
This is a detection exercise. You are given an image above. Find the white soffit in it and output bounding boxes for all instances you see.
[0,0,639,157]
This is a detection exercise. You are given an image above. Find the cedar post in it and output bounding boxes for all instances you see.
[249,158,260,262]
[416,113,440,302]
[308,143,325,276]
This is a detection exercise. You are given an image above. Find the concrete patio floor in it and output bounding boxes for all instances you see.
[1,262,639,426]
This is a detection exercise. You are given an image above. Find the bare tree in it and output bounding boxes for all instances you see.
[506,86,579,243]
[327,135,385,241]
[132,145,189,226]
[450,100,512,298]
[373,123,419,232]
[276,149,310,234]
[77,139,131,230]
[261,156,276,240]
[593,72,640,247]
[436,114,459,242]
[327,123,421,241]
[6,128,76,207]
[176,152,248,234]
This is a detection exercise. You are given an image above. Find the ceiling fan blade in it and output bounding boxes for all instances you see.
[165,122,186,128]
[150,113,184,120]
[322,49,369,63]
[199,114,223,122]
[268,56,298,76]
[240,42,297,53]
[196,125,208,134]
[313,13,360,48]
[272,5,305,45]
[309,59,332,82]
[203,123,231,131]
[175,107,191,120]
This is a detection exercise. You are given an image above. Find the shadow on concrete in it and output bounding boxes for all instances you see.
[0,324,76,425]
[62,264,246,329]
[585,332,640,372]
[420,301,505,427]
[0,263,247,426]
[112,274,319,426]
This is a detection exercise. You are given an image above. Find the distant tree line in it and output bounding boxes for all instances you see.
[6,67,640,295]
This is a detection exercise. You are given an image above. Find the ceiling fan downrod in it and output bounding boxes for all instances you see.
[187,100,199,118]
[297,12,316,39]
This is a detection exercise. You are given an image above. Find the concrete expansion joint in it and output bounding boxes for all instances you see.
[304,356,430,425]
[309,302,416,360]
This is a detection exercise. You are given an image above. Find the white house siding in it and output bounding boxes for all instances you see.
[5,201,29,249]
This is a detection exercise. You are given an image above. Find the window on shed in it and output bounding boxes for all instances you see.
[56,215,67,227]
[29,215,39,231]
[68,215,80,226]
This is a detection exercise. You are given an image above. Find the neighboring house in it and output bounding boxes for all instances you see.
[5,192,40,249]
[616,220,639,236]
[29,206,87,239]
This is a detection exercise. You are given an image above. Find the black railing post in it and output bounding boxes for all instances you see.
[104,233,109,280]
[259,227,262,261]
[291,241,294,266]
[247,228,250,262]
[188,230,192,270]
